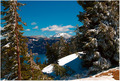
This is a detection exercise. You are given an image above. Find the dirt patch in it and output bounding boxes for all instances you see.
[95,69,119,80]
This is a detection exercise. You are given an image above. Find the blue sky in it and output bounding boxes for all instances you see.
[1,1,84,37]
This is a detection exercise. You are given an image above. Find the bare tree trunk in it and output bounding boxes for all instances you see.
[14,0,21,80]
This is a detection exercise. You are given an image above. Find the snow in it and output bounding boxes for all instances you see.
[2,79,7,81]
[42,52,86,76]
[88,29,96,32]
[32,39,35,41]
[4,43,10,47]
[52,33,71,39]
[92,67,119,78]
[42,51,119,80]
[35,35,47,38]
[42,52,119,81]
[4,23,11,28]
[58,54,78,66]
[73,76,116,81]
[73,67,119,81]
[42,64,54,74]
[78,52,85,54]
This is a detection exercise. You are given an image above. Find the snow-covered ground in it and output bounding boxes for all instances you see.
[73,76,115,81]
[42,52,119,80]
[42,52,86,78]
[42,64,54,74]
[73,67,119,81]
[58,54,78,66]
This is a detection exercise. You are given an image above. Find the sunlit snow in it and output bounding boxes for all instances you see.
[42,52,86,75]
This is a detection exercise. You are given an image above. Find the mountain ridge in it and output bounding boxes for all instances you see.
[51,33,72,39]
[25,33,72,39]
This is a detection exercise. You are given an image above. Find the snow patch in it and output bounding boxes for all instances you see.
[42,64,54,74]
[52,33,71,39]
[42,52,86,76]
[58,54,78,66]
[73,76,116,81]
[4,43,10,47]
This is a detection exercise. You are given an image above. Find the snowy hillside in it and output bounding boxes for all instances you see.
[42,52,86,78]
[42,52,119,80]
[73,67,119,81]
[52,33,72,39]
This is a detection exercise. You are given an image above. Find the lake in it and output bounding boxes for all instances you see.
[33,54,47,64]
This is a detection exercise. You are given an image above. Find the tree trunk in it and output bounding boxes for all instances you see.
[14,0,21,80]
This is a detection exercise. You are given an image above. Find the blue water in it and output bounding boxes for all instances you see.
[33,54,47,64]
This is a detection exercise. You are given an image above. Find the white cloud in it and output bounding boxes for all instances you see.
[41,27,49,31]
[31,22,37,25]
[33,26,38,29]
[41,25,74,32]
[26,29,30,31]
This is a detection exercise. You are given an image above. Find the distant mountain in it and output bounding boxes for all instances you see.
[34,35,47,38]
[51,33,72,39]
[26,35,47,39]
[25,33,73,54]
[26,36,60,54]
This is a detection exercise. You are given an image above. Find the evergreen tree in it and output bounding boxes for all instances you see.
[77,1,119,73]
[27,49,42,80]
[58,37,67,58]
[69,37,77,53]
[1,0,30,80]
[46,37,71,64]
[71,25,83,53]
[63,42,71,56]
[51,41,59,62]
[36,57,41,65]
[46,42,58,64]
[74,25,79,51]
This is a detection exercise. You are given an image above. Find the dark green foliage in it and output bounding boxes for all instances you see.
[21,64,32,80]
[1,1,29,79]
[58,37,71,58]
[1,1,46,80]
[46,42,59,64]
[64,65,75,76]
[36,57,41,65]
[77,1,119,73]
[53,64,75,78]
[70,25,84,53]
[54,64,67,77]
[46,37,71,64]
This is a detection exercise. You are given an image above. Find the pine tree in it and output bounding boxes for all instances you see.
[69,38,77,53]
[1,0,29,80]
[63,42,71,56]
[72,25,83,52]
[59,37,71,58]
[46,42,58,64]
[58,37,66,58]
[27,49,42,80]
[46,37,71,64]
[77,1,119,73]
[36,57,41,65]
